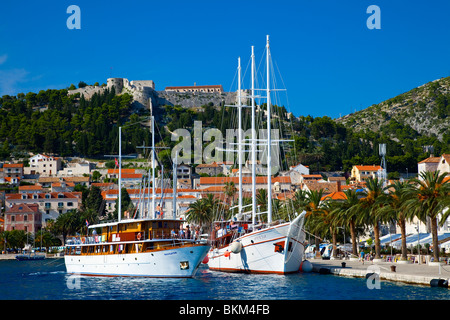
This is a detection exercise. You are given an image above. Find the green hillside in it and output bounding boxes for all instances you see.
[0,78,448,177]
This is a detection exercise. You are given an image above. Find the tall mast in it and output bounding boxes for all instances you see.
[251,46,256,227]
[266,35,272,224]
[172,155,178,219]
[147,168,151,217]
[118,126,122,222]
[151,115,156,219]
[238,57,243,216]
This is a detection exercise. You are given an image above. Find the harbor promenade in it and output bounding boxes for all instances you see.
[310,257,450,288]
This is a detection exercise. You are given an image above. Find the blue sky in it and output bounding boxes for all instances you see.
[1,1,449,119]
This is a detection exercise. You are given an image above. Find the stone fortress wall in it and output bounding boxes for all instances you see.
[68,78,239,111]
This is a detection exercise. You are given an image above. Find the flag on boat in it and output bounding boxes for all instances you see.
[85,219,89,227]
[115,158,118,167]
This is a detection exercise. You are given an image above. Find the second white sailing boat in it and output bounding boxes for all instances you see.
[207,36,306,274]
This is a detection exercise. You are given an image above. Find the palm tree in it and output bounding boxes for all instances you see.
[0,231,11,253]
[330,189,363,257]
[223,181,236,207]
[403,171,450,262]
[304,189,325,258]
[203,193,220,210]
[320,199,341,259]
[356,177,385,260]
[292,189,308,212]
[271,198,283,221]
[256,189,268,217]
[377,180,410,261]
[51,210,80,244]
[187,198,214,232]
[1,230,28,252]
[34,229,60,251]
[8,230,29,251]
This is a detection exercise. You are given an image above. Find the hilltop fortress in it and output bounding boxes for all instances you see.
[68,78,238,111]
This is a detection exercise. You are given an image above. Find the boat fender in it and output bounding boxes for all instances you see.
[430,279,448,288]
[202,255,209,264]
[230,241,243,253]
[224,251,230,258]
[299,260,313,273]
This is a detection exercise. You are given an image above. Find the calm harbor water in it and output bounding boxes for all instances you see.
[0,258,448,301]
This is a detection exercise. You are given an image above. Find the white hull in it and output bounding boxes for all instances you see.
[208,213,306,274]
[65,244,209,278]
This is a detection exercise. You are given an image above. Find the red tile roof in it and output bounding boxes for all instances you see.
[121,174,143,179]
[199,176,291,185]
[3,163,23,168]
[7,203,39,213]
[165,85,223,90]
[321,192,347,201]
[302,174,323,178]
[19,185,43,191]
[107,169,136,174]
[196,162,220,168]
[354,165,382,171]
[6,192,82,200]
[418,157,441,164]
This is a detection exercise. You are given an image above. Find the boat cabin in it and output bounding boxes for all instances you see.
[65,218,196,256]
[92,218,185,242]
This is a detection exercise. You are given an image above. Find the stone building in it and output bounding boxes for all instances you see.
[4,203,42,233]
[165,85,223,93]
[195,162,222,176]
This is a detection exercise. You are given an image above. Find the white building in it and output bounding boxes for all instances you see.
[5,191,82,226]
[436,154,450,175]
[25,154,62,176]
[289,163,310,175]
[58,162,92,176]
[418,156,440,177]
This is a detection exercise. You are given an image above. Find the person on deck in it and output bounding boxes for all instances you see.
[178,226,185,239]
[185,225,191,239]
[156,204,163,219]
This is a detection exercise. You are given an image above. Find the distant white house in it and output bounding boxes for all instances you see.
[418,154,450,178]
[289,163,310,175]
[58,162,93,177]
[176,164,192,180]
[418,156,440,177]
[437,154,450,175]
[25,154,62,176]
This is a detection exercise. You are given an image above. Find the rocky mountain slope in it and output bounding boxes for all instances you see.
[336,77,450,141]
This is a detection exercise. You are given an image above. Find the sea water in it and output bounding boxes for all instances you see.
[0,258,448,301]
